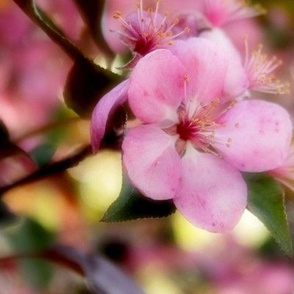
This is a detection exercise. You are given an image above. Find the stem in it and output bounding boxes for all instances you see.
[0,145,92,197]
[14,117,81,143]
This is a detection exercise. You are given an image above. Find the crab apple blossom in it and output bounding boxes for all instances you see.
[202,0,265,28]
[200,29,289,98]
[91,38,292,232]
[244,42,290,95]
[121,38,291,233]
[104,0,191,60]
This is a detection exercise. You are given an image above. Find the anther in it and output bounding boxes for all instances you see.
[113,11,122,19]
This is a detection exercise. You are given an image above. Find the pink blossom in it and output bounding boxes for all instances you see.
[244,42,290,95]
[199,28,249,98]
[120,38,292,232]
[202,0,265,27]
[0,2,71,138]
[103,0,193,57]
[201,29,289,98]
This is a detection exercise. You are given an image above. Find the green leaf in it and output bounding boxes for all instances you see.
[29,143,55,167]
[0,201,18,228]
[20,259,54,289]
[7,218,56,253]
[63,59,121,118]
[6,218,56,288]
[101,174,176,222]
[246,173,293,257]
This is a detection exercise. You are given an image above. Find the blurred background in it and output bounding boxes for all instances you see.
[0,0,294,293]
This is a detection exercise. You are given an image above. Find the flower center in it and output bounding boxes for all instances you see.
[173,97,234,156]
[112,0,189,56]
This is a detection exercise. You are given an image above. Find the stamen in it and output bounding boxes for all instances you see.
[204,0,265,27]
[244,41,290,95]
[112,0,188,59]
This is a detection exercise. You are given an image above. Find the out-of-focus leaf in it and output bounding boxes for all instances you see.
[29,143,56,167]
[246,173,293,257]
[41,244,144,294]
[20,259,54,289]
[64,59,121,118]
[7,218,56,288]
[0,120,10,143]
[7,218,56,253]
[102,174,176,222]
[0,201,18,228]
[73,0,114,60]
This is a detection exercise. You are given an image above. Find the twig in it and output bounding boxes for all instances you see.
[0,145,92,197]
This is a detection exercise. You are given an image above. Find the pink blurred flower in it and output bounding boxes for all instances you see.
[244,42,290,95]
[103,0,199,55]
[103,0,190,66]
[0,2,71,138]
[91,38,292,232]
[202,0,264,27]
[201,28,289,98]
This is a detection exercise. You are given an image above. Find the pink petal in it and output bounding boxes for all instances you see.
[171,37,227,102]
[122,125,181,200]
[90,80,129,152]
[200,29,248,98]
[128,49,186,124]
[215,100,293,172]
[269,143,294,192]
[102,0,135,53]
[173,146,247,233]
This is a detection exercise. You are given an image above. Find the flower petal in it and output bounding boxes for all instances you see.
[128,49,186,124]
[171,37,227,102]
[200,29,248,98]
[215,100,293,172]
[173,146,247,233]
[90,80,129,152]
[122,125,181,200]
[269,142,294,192]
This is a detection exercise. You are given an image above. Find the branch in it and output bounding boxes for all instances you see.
[0,145,92,196]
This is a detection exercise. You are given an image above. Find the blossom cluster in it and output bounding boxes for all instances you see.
[91,0,293,233]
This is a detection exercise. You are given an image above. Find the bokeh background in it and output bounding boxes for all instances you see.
[1,0,294,293]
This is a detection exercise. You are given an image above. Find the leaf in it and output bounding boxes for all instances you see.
[41,244,144,294]
[6,218,56,288]
[7,218,56,253]
[29,143,55,167]
[20,259,54,289]
[63,59,121,118]
[102,174,176,222]
[0,201,18,228]
[246,173,293,257]
[0,120,10,143]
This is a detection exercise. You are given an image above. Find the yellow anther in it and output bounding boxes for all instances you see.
[184,27,190,33]
[113,11,122,19]
[173,18,180,25]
